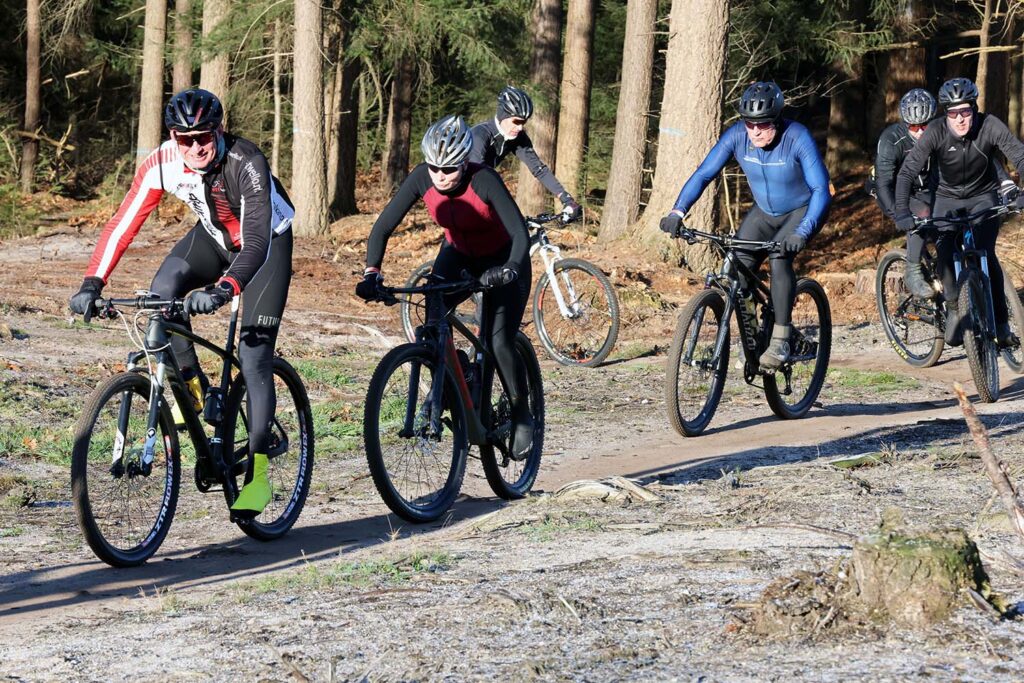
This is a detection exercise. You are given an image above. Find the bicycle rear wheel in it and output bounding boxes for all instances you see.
[533,258,620,367]
[1001,271,1024,374]
[959,270,1000,402]
[222,357,315,540]
[364,344,469,522]
[875,248,944,367]
[71,372,180,567]
[664,289,728,437]
[764,278,831,419]
[480,332,545,499]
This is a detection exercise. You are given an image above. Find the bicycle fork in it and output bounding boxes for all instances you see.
[538,243,580,319]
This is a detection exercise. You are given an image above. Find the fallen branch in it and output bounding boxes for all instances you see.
[15,129,76,152]
[953,382,1024,543]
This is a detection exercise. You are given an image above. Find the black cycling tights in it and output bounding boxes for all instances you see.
[931,193,1007,325]
[149,224,293,456]
[431,241,532,413]
[734,205,807,327]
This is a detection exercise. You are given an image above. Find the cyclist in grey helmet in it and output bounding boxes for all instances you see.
[469,86,582,221]
[894,77,1024,347]
[357,115,537,457]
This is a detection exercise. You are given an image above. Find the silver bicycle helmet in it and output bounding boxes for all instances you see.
[899,88,936,125]
[421,114,473,167]
[496,86,534,121]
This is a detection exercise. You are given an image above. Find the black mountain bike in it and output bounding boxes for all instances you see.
[664,228,832,436]
[876,204,1024,402]
[400,214,620,367]
[71,296,313,567]
[364,275,544,522]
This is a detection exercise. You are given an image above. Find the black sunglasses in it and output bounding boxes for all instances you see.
[427,164,460,174]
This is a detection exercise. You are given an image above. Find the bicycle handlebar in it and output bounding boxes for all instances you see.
[526,212,581,227]
[913,203,1021,231]
[674,227,780,253]
[375,276,481,306]
[88,296,186,322]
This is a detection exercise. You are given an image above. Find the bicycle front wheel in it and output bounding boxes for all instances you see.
[364,344,469,522]
[533,258,620,367]
[1001,271,1024,374]
[764,278,832,419]
[222,357,315,540]
[400,261,434,343]
[875,248,944,367]
[71,372,180,567]
[480,332,545,499]
[665,289,728,437]
[959,270,1000,403]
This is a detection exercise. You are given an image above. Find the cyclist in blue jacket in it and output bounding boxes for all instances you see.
[660,81,832,370]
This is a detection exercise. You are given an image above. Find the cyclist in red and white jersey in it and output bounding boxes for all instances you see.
[69,88,293,517]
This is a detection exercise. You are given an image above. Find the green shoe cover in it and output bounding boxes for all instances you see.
[231,453,272,513]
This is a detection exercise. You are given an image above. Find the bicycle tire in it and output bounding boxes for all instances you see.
[364,343,469,522]
[480,332,545,499]
[959,270,1000,403]
[400,261,434,343]
[664,289,728,437]
[71,372,180,567]
[221,357,315,540]
[1001,271,1024,374]
[532,257,620,367]
[875,249,944,368]
[764,278,832,419]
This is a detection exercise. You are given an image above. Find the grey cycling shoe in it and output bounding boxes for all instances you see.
[996,323,1020,349]
[759,324,792,371]
[903,262,933,299]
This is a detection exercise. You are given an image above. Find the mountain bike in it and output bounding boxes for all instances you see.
[664,228,831,437]
[364,275,544,522]
[876,233,1024,372]
[400,213,619,367]
[877,204,1024,402]
[71,295,313,567]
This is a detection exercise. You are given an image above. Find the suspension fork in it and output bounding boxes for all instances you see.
[538,238,576,317]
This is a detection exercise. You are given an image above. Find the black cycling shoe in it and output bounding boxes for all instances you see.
[903,262,934,299]
[510,408,535,461]
[996,323,1020,349]
[944,301,963,347]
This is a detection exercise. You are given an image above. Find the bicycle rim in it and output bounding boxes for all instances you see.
[875,249,943,367]
[400,262,434,343]
[71,372,180,567]
[664,289,727,437]
[1001,271,1024,374]
[533,258,620,367]
[364,345,468,522]
[223,358,315,540]
[960,272,1000,402]
[764,278,832,419]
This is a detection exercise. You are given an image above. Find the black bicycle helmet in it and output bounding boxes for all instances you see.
[164,89,224,133]
[496,86,534,121]
[738,81,784,122]
[899,88,936,125]
[937,78,979,109]
[421,114,474,167]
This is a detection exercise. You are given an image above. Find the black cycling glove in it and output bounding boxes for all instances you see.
[659,214,683,238]
[355,270,383,301]
[479,265,518,289]
[187,281,234,315]
[70,277,104,317]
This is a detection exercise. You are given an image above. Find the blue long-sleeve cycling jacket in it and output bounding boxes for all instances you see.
[671,120,831,238]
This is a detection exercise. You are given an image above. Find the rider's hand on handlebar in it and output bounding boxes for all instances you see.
[559,196,582,223]
[479,265,518,289]
[70,277,104,320]
[187,281,233,315]
[355,268,384,302]
[998,179,1020,206]
[894,214,916,232]
[659,213,685,238]
[781,233,806,254]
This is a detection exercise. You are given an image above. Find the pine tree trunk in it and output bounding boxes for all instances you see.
[271,17,283,175]
[332,58,361,218]
[517,0,562,217]
[19,0,41,193]
[554,0,595,201]
[199,0,229,101]
[324,9,343,208]
[598,0,656,242]
[381,54,415,192]
[882,0,926,122]
[637,0,728,269]
[172,0,192,93]
[978,0,1010,123]
[136,0,167,169]
[292,0,328,236]
[977,0,994,112]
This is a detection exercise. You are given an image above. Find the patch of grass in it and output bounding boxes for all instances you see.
[290,358,357,389]
[524,513,605,542]
[827,368,921,391]
[0,526,25,538]
[0,422,76,467]
[0,184,40,239]
[311,399,362,454]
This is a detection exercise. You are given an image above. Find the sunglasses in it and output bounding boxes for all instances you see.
[510,118,528,126]
[946,108,973,120]
[427,164,460,174]
[908,123,926,133]
[743,120,775,131]
[175,131,217,147]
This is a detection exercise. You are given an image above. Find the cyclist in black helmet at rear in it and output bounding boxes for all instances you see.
[893,77,1024,348]
[468,86,582,222]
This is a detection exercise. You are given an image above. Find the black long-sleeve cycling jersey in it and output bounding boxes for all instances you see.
[875,122,935,218]
[468,119,570,202]
[365,163,529,269]
[895,112,1024,220]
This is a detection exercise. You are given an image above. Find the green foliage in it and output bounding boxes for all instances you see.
[0,184,40,239]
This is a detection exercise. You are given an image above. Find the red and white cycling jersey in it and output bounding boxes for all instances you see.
[86,134,294,294]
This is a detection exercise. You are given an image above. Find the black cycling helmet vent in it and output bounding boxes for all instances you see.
[937,78,979,109]
[738,81,784,122]
[164,89,224,133]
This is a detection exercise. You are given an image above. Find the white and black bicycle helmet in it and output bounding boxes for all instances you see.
[421,114,473,167]
[899,88,936,125]
[937,78,979,109]
[738,81,784,122]
[496,86,534,121]
[164,88,224,132]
